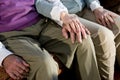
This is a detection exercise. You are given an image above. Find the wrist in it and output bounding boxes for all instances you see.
[2,54,15,66]
[60,11,68,21]
[90,0,103,11]
[93,7,104,13]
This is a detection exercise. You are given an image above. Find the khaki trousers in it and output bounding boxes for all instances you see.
[0,19,100,80]
[40,8,120,80]
[76,8,120,80]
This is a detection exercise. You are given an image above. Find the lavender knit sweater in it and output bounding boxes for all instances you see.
[0,0,41,32]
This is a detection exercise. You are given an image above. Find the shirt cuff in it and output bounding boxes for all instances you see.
[0,42,12,66]
[90,1,103,11]
[50,1,68,26]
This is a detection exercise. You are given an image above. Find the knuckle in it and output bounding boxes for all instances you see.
[62,29,64,32]
[25,69,29,73]
[19,69,24,74]
[14,59,19,63]
[6,68,11,73]
[76,29,80,33]
[67,27,71,31]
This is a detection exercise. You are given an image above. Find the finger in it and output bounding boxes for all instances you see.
[73,20,83,43]
[62,27,68,39]
[69,21,76,33]
[22,61,30,72]
[85,27,90,35]
[80,23,90,35]
[75,22,82,43]
[76,29,82,43]
[16,70,28,79]
[22,61,29,67]
[9,72,18,80]
[81,25,87,39]
[73,19,80,33]
[17,63,27,71]
[96,18,102,25]
[16,61,29,73]
[104,16,112,29]
[65,24,71,32]
[109,12,118,20]
[77,22,87,39]
[13,70,24,80]
[70,30,75,43]
[96,15,106,26]
[17,67,28,77]
[22,72,29,78]
[107,14,115,23]
[101,17,107,27]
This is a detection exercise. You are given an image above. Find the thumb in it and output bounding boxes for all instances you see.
[62,28,68,39]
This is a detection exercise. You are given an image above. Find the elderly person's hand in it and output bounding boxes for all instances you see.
[2,54,30,80]
[60,12,90,43]
[93,7,118,29]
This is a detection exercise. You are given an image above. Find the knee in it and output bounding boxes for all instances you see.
[95,27,116,59]
[97,27,115,43]
[28,52,58,74]
[77,35,95,55]
[30,52,57,67]
[27,52,58,80]
[78,35,94,48]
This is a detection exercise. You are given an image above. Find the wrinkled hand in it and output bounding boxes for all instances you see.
[60,12,90,43]
[2,54,30,80]
[93,7,117,29]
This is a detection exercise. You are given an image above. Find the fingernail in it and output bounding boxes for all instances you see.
[72,40,74,44]
[80,40,82,43]
[65,36,68,39]
[79,39,82,43]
